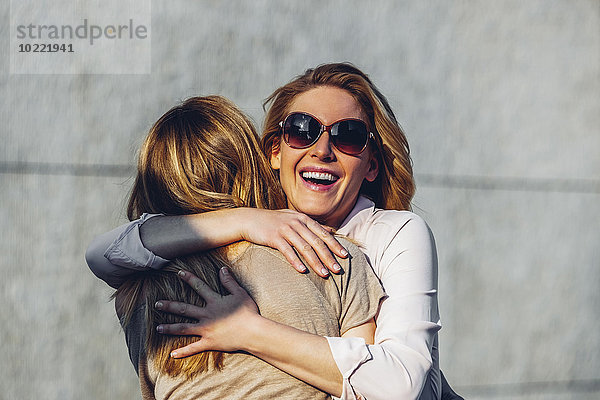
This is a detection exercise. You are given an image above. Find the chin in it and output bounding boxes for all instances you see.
[301,207,332,223]
[304,208,331,220]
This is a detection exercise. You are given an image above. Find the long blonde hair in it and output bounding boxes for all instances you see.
[261,62,415,211]
[115,96,286,378]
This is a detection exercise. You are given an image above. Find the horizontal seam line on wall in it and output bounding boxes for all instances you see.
[0,161,134,177]
[417,173,600,194]
[455,378,600,396]
[1,162,599,194]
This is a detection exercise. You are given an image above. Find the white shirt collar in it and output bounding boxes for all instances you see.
[338,195,375,235]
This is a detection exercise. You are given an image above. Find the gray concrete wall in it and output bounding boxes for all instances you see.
[2,0,598,398]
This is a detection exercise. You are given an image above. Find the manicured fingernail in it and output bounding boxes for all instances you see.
[220,266,229,275]
[155,301,163,309]
[298,264,307,273]
[321,267,330,276]
[332,263,341,272]
[170,351,177,358]
[340,249,348,257]
[178,270,186,277]
[156,325,163,333]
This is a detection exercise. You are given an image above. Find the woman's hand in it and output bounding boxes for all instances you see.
[236,208,348,277]
[155,268,259,356]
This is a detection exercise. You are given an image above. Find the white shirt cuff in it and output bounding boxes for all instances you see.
[104,213,170,270]
[326,336,372,400]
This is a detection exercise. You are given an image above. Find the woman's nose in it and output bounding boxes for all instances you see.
[309,130,336,160]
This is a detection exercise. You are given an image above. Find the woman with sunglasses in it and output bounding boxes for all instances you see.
[87,63,443,399]
[95,95,384,399]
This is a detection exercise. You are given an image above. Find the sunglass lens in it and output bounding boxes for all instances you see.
[332,120,369,155]
[285,114,321,148]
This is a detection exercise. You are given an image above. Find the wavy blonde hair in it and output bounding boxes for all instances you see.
[261,62,415,211]
[115,96,286,378]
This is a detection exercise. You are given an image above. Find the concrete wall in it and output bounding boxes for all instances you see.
[2,0,598,398]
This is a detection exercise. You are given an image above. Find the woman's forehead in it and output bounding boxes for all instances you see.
[287,86,367,125]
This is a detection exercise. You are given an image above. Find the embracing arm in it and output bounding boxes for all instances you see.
[85,208,348,288]
[231,307,375,397]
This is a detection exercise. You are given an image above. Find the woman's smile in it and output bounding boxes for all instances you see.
[299,167,340,191]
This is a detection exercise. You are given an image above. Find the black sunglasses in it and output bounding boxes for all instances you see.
[279,112,374,156]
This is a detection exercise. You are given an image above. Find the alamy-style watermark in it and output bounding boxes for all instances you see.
[10,0,151,74]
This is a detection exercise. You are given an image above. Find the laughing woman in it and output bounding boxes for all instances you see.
[92,95,384,399]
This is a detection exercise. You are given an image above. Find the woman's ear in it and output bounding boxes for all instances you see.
[270,141,281,170]
[364,153,379,182]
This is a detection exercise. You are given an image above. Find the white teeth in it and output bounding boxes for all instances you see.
[302,171,337,181]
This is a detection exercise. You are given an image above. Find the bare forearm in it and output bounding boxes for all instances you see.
[241,315,343,397]
[139,209,244,259]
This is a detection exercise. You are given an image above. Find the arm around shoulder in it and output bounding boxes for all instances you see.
[85,209,262,288]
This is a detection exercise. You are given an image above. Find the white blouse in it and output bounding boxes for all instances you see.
[332,196,441,399]
[85,196,441,399]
